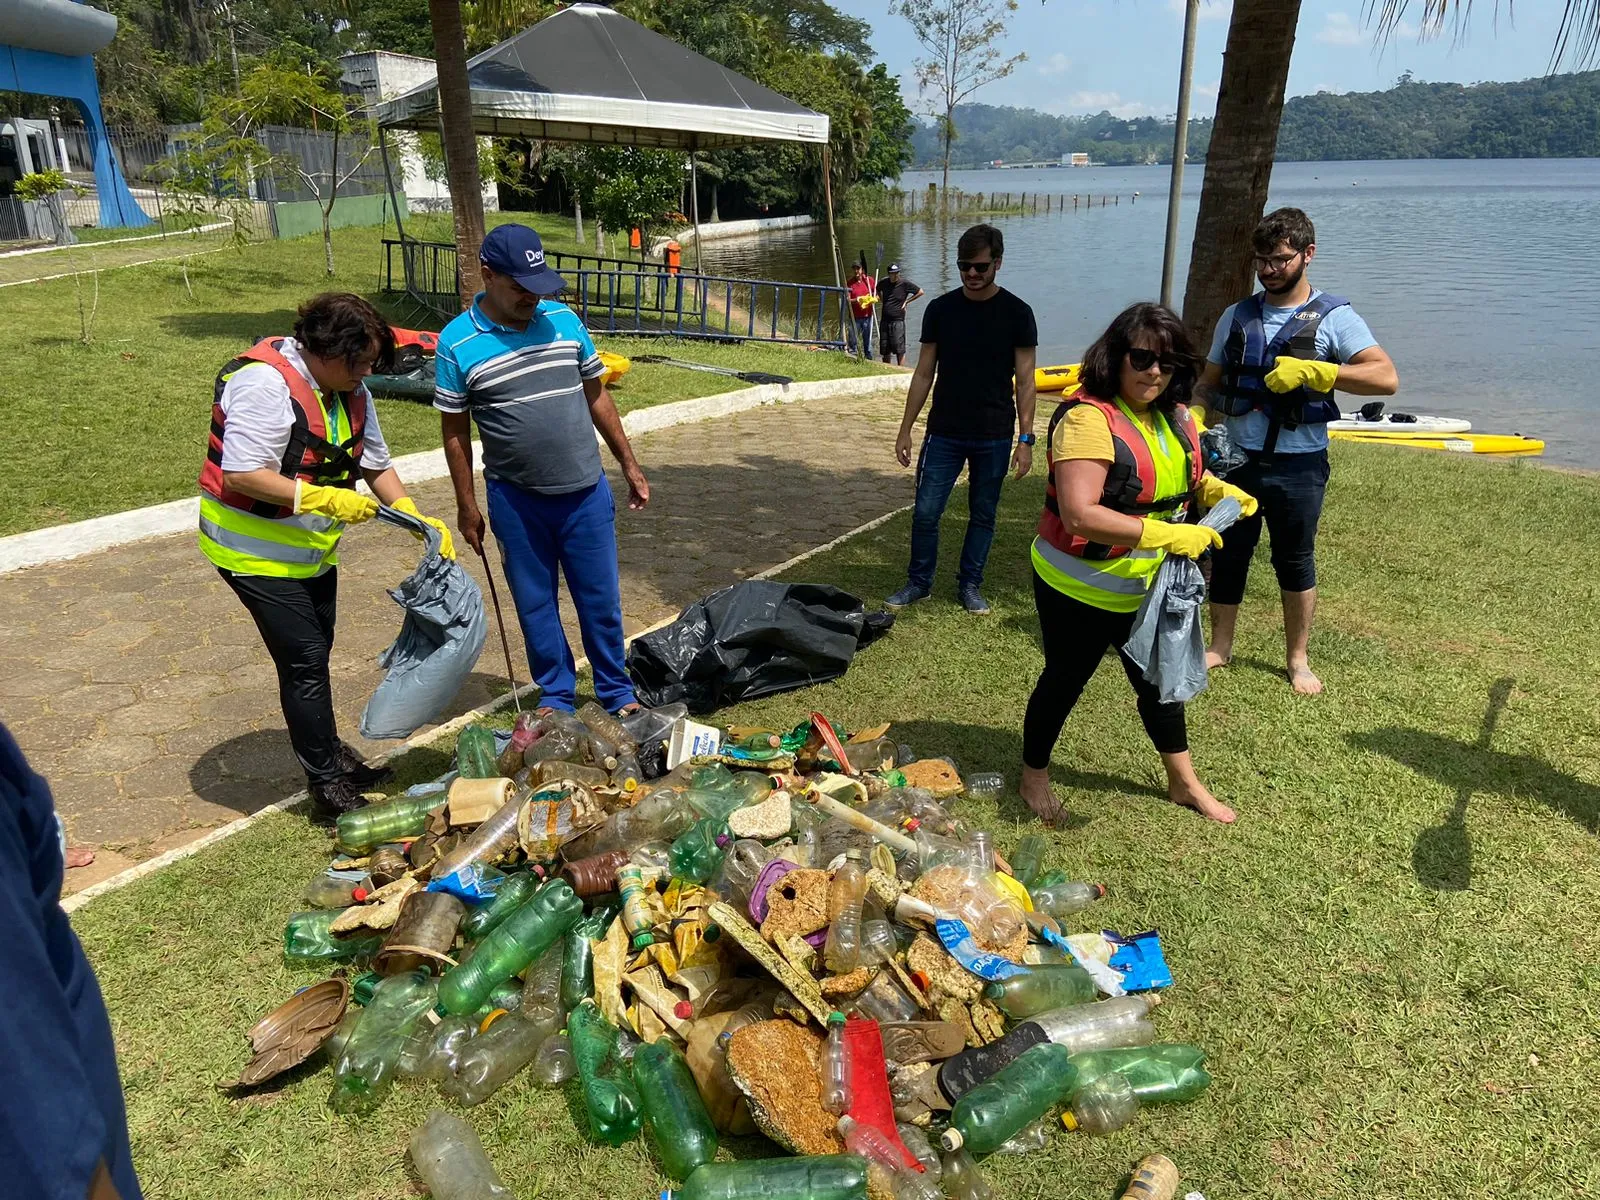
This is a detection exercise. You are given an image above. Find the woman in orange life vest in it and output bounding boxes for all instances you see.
[1019,303,1257,826]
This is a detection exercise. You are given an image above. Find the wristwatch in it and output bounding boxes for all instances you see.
[1017,433,1036,446]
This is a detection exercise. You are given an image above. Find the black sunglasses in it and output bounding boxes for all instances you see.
[957,259,995,274]
[1127,347,1185,373]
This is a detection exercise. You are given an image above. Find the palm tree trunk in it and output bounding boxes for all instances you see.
[428,0,485,309]
[1180,0,1303,346]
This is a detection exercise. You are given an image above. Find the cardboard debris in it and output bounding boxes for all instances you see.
[708,901,831,1025]
[329,876,419,934]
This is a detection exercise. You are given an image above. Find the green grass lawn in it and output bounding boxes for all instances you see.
[0,214,892,537]
[68,442,1600,1199]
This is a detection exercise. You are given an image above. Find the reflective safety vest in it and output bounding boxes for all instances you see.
[197,339,366,579]
[1032,393,1203,612]
[1215,291,1349,453]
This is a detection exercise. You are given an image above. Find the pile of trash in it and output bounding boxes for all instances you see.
[233,704,1211,1200]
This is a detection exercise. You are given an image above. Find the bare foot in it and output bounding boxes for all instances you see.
[1204,646,1231,670]
[1168,778,1236,824]
[1018,765,1066,825]
[1289,663,1324,695]
[65,845,97,869]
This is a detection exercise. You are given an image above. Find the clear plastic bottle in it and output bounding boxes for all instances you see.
[432,791,529,879]
[497,711,540,777]
[521,939,565,1022]
[577,701,637,753]
[660,1155,869,1200]
[524,723,584,767]
[895,1124,941,1179]
[859,918,896,966]
[329,969,438,1113]
[620,702,688,748]
[712,840,775,911]
[993,1116,1050,1156]
[460,872,542,940]
[334,792,443,853]
[940,1042,1078,1156]
[441,1010,560,1106]
[966,829,994,872]
[836,1117,935,1200]
[1034,995,1161,1055]
[819,1011,851,1115]
[939,1146,994,1200]
[982,964,1098,1018]
[1029,880,1106,919]
[611,752,642,794]
[1063,1071,1138,1135]
[1006,834,1049,889]
[963,772,1005,799]
[282,909,381,964]
[634,1039,719,1180]
[823,860,869,972]
[567,786,695,858]
[416,1014,479,1082]
[437,880,583,1015]
[302,870,364,909]
[408,1109,514,1200]
[568,999,643,1145]
[530,1033,575,1086]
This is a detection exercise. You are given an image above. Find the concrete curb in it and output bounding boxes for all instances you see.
[1,372,906,576]
[60,501,912,913]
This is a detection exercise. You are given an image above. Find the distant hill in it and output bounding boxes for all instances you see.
[910,70,1600,169]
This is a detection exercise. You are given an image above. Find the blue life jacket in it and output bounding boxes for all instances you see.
[1217,291,1349,453]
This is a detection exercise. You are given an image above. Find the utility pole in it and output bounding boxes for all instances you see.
[1160,0,1200,307]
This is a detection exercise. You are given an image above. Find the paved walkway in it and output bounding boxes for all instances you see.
[0,390,911,893]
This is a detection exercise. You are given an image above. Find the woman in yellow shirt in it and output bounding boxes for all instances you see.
[1020,303,1255,825]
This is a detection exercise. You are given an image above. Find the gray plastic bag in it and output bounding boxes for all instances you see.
[1122,498,1243,705]
[359,506,488,739]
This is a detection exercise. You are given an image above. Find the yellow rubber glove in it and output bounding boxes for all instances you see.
[1196,474,1259,517]
[294,482,378,524]
[1136,519,1223,559]
[1264,355,1339,394]
[391,495,456,560]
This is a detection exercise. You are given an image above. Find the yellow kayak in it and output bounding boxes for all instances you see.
[1331,430,1544,455]
[1035,363,1081,394]
[598,350,631,387]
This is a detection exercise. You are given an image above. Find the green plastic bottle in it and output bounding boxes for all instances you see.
[456,723,500,778]
[437,880,583,1015]
[669,817,729,883]
[334,792,444,853]
[940,1042,1078,1156]
[460,871,542,940]
[1030,868,1069,891]
[560,909,613,1012]
[1007,834,1050,888]
[568,999,643,1146]
[282,909,381,964]
[662,1155,869,1200]
[982,963,1097,1018]
[634,1039,719,1179]
[1069,1043,1211,1105]
[328,969,437,1114]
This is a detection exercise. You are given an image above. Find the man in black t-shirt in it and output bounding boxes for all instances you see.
[875,264,924,365]
[889,224,1038,615]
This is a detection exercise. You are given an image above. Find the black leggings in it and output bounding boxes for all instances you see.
[1022,571,1189,768]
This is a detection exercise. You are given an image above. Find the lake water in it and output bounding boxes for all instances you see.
[699,159,1600,469]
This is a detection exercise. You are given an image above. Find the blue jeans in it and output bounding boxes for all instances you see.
[486,475,635,713]
[852,317,874,356]
[907,434,1013,591]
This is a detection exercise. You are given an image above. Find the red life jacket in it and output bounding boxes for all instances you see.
[1037,392,1204,562]
[198,338,367,519]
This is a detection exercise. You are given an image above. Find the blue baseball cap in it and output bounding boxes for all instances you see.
[480,224,566,294]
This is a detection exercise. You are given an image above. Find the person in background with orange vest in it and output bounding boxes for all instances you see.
[1019,303,1256,827]
[198,293,454,821]
[846,262,877,359]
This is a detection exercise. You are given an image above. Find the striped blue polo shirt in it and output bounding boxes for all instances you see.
[434,295,607,494]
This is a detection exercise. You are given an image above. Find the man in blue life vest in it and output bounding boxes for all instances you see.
[1196,207,1398,694]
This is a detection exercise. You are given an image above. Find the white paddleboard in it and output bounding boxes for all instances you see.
[1328,414,1472,436]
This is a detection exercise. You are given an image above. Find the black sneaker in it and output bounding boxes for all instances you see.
[958,585,992,615]
[885,584,930,609]
[309,777,371,822]
[339,742,393,789]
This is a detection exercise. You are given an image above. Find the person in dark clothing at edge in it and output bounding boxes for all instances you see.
[1,724,142,1200]
[1195,208,1398,695]
[875,263,924,365]
[888,225,1038,615]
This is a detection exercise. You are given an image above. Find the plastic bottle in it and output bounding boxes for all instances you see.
[416,1014,479,1082]
[1033,995,1161,1055]
[966,830,994,872]
[442,1010,560,1106]
[1069,1044,1211,1105]
[460,872,542,940]
[329,969,438,1113]
[334,792,444,853]
[823,860,868,972]
[1007,834,1049,889]
[1029,880,1106,919]
[621,702,688,748]
[524,760,611,790]
[1063,1071,1138,1135]
[455,724,500,779]
[560,909,612,1011]
[568,999,644,1145]
[437,880,583,1015]
[486,978,524,1014]
[713,839,775,910]
[521,939,565,1021]
[496,711,541,777]
[283,909,381,964]
[303,870,364,909]
[940,1042,1078,1156]
[859,918,896,966]
[631,841,672,874]
[938,1146,994,1200]
[577,700,637,753]
[617,863,657,949]
[669,817,729,883]
[836,1117,937,1200]
[524,722,584,767]
[661,1155,869,1200]
[531,1032,575,1085]
[611,752,642,794]
[567,787,694,859]
[634,1039,719,1179]
[409,1110,514,1200]
[982,964,1097,1019]
[964,772,1005,799]
[895,1124,941,1179]
[819,1011,851,1114]
[432,791,529,879]
[993,1117,1050,1156]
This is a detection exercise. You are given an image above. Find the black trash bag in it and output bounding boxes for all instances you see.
[627,581,893,714]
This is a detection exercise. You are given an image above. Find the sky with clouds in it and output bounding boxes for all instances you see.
[833,0,1579,119]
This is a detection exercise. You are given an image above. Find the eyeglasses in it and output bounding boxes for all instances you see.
[1126,347,1185,373]
[956,259,995,275]
[1252,250,1303,272]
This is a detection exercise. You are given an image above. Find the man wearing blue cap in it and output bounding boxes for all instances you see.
[435,224,651,715]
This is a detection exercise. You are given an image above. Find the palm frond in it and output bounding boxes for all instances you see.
[1368,0,1600,69]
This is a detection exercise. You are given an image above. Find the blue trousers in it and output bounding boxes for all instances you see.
[486,475,635,713]
[907,433,1013,591]
[852,316,874,356]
